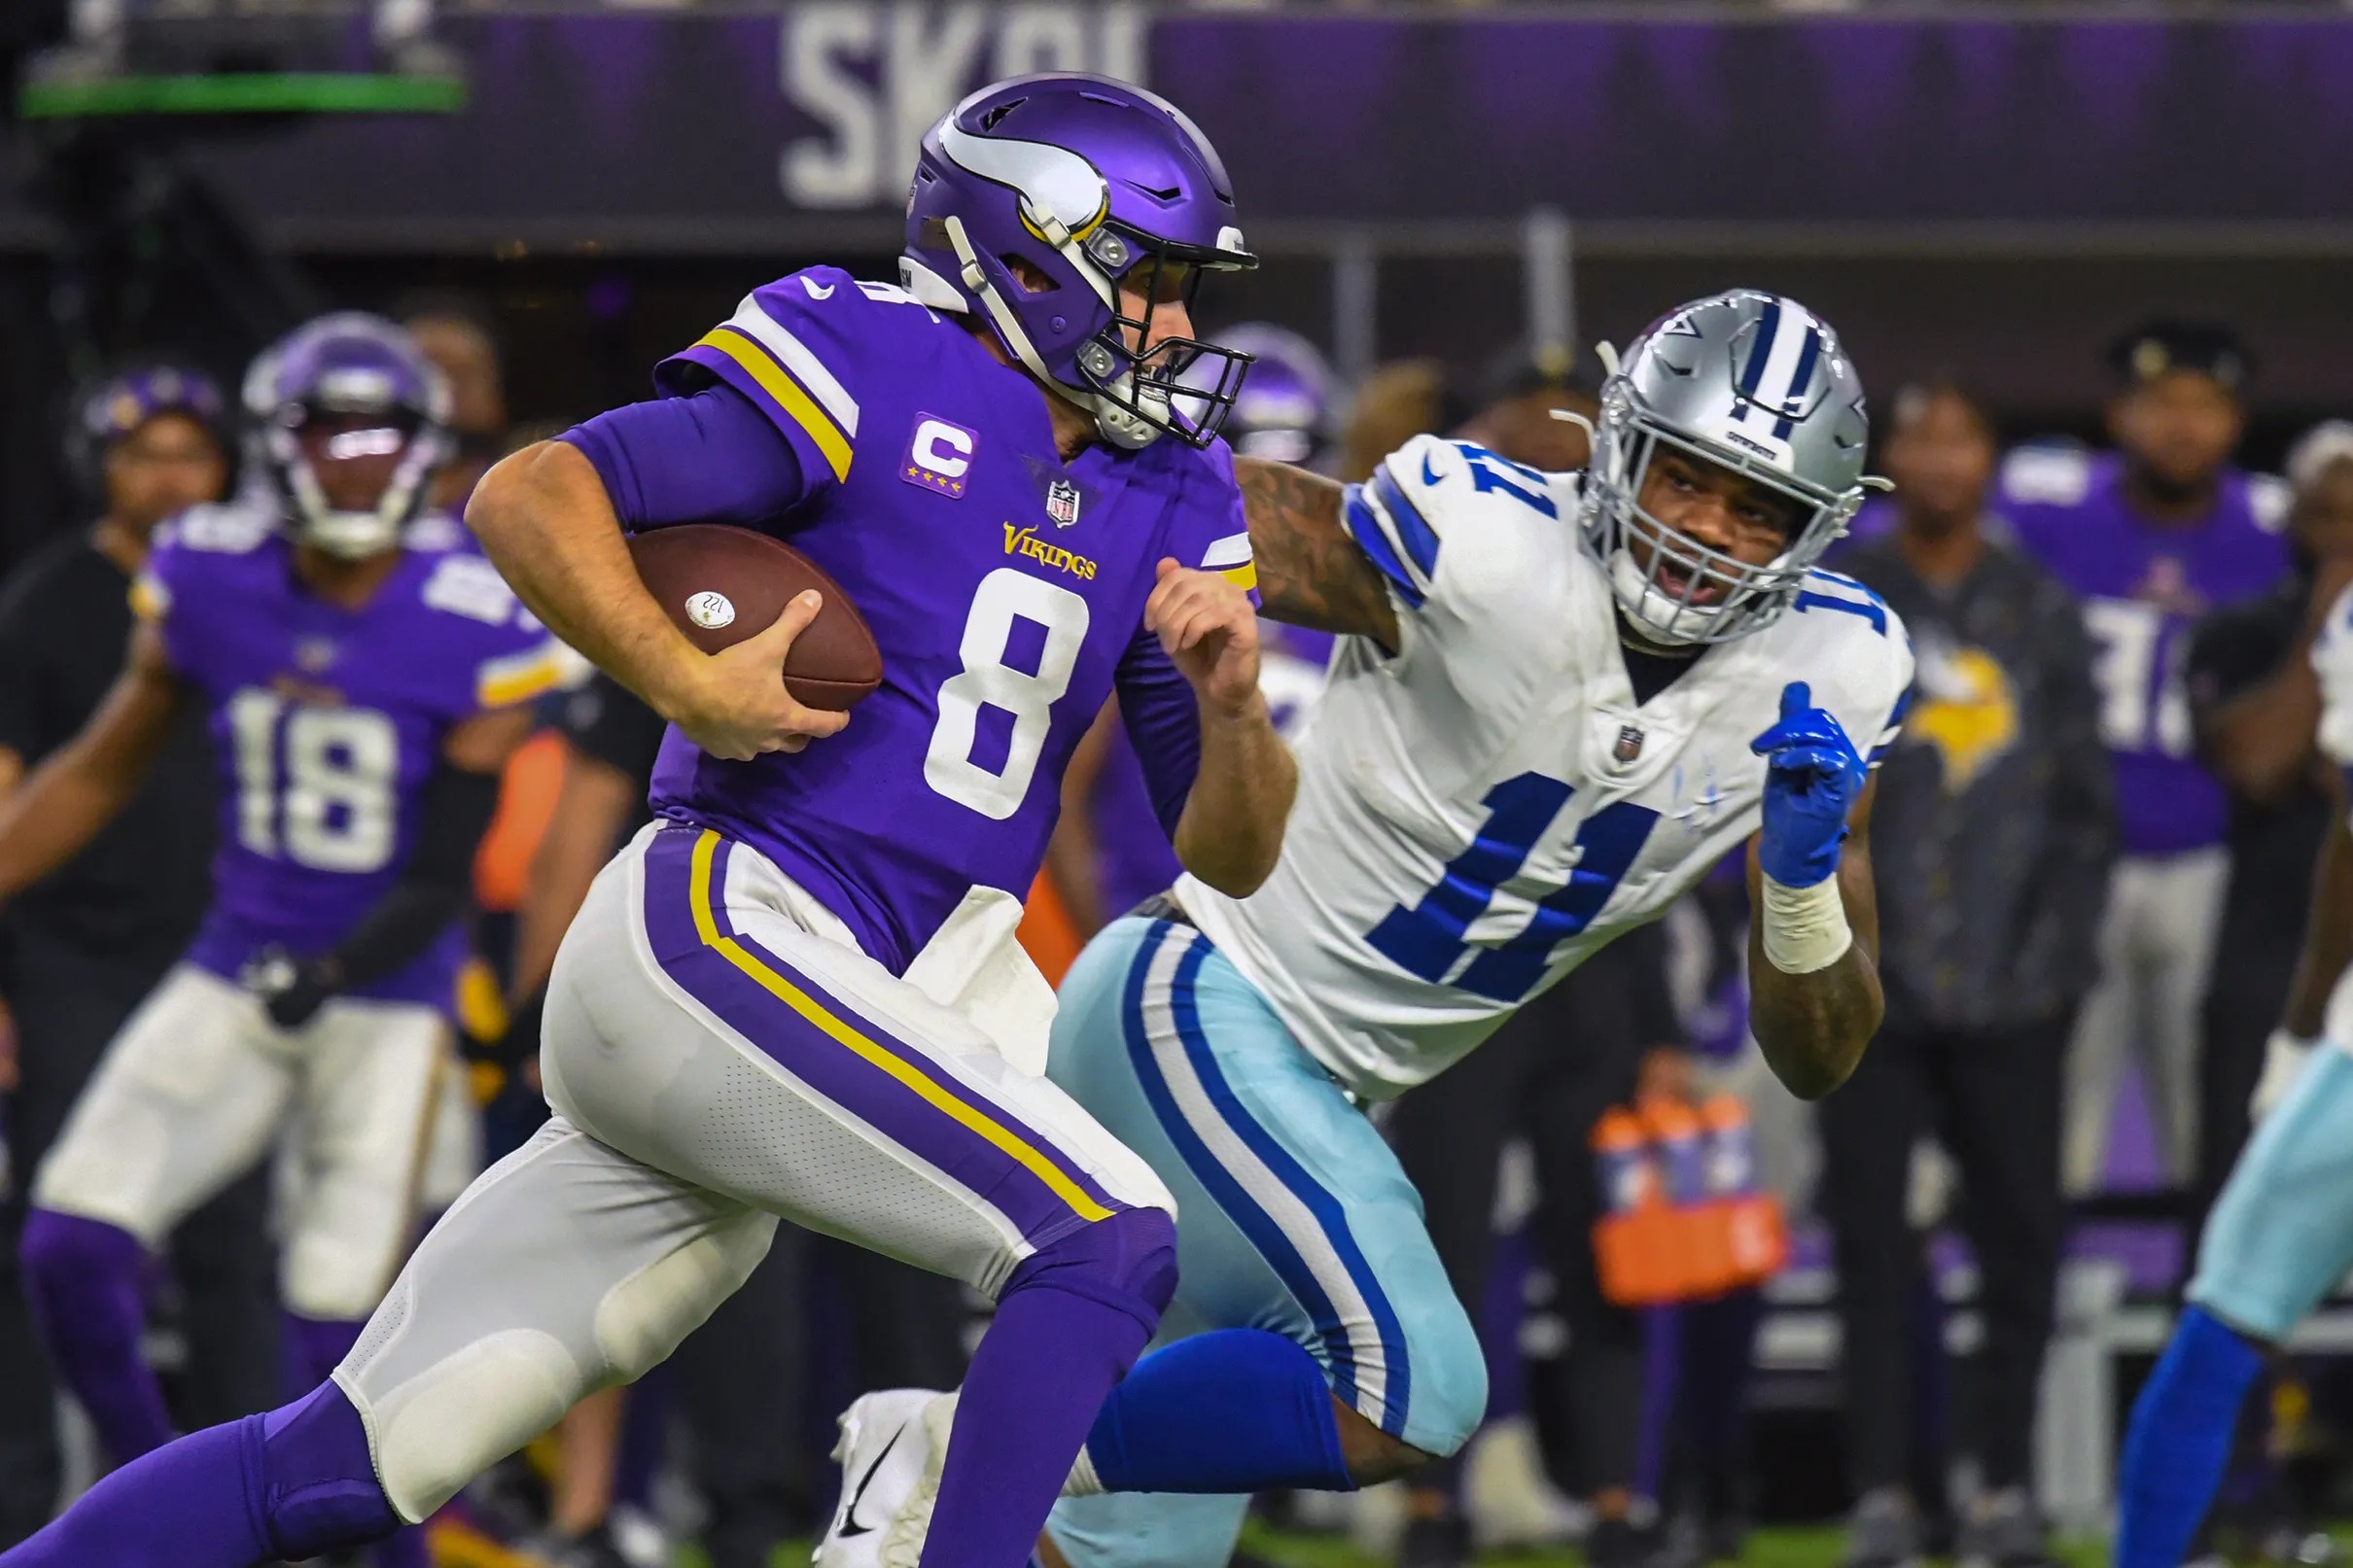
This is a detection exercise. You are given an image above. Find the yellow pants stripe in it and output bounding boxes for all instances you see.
[685,830,1113,1224]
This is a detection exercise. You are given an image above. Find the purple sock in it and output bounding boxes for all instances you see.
[922,1212,1175,1568]
[284,1315,426,1568]
[18,1208,174,1463]
[0,1381,396,1568]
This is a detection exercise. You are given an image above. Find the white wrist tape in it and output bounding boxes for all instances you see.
[1760,873,1853,975]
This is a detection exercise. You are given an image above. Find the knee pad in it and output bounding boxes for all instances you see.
[256,1381,400,1557]
[1011,1207,1179,1331]
[19,1209,142,1296]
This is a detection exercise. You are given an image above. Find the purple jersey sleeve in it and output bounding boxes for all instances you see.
[1112,628,1200,838]
[652,267,874,502]
[132,505,271,684]
[1111,439,1256,835]
[560,383,811,533]
[1162,438,1258,606]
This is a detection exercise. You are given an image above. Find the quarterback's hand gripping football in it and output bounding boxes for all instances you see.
[673,590,852,761]
[1147,558,1263,718]
[1748,681,1867,889]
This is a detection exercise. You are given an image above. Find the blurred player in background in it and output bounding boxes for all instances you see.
[1451,342,1600,475]
[834,291,1913,1568]
[0,365,267,1548]
[2000,319,2291,1192]
[0,315,563,1568]
[1047,322,1339,941]
[2112,570,2353,1568]
[0,72,1294,1568]
[401,292,511,516]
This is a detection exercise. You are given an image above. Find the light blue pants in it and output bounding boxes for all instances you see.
[1044,918,1487,1568]
[2189,1045,2353,1343]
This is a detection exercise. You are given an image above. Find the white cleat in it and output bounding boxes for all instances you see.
[816,1388,955,1568]
[878,1390,961,1568]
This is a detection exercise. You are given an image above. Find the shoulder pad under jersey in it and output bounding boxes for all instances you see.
[1998,443,2096,508]
[656,266,947,489]
[1343,434,1576,614]
[166,502,276,556]
[418,551,527,628]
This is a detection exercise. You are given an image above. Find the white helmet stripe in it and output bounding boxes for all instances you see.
[937,122,1106,237]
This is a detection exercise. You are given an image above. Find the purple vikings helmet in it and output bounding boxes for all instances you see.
[1187,323,1335,466]
[244,312,452,559]
[900,74,1258,450]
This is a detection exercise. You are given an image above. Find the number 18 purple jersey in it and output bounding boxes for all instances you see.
[644,268,1255,975]
[133,503,570,1007]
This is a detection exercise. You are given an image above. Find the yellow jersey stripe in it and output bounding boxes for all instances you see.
[727,296,860,438]
[685,831,1114,1224]
[476,642,570,710]
[695,328,854,483]
[1219,561,1259,592]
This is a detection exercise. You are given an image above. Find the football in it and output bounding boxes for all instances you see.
[627,524,883,712]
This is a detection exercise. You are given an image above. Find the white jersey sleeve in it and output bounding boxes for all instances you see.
[1344,435,1583,676]
[2313,582,2353,769]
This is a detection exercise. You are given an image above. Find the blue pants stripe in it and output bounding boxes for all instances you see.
[1119,922,1413,1436]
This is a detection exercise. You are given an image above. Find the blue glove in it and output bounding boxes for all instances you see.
[1748,680,1866,889]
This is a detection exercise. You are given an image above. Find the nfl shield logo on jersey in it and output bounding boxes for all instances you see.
[1613,724,1644,763]
[1045,479,1083,529]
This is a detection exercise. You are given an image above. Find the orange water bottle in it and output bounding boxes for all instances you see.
[1639,1094,1724,1297]
[1591,1106,1673,1306]
[1700,1093,1788,1288]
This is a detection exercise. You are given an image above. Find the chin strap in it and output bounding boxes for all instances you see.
[942,216,1157,451]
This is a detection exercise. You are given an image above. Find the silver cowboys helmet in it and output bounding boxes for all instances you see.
[1583,291,1877,646]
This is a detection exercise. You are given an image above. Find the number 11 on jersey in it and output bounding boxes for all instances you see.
[1367,773,1659,1003]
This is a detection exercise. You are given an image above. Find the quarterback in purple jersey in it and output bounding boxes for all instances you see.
[0,74,1293,1568]
[2000,319,2292,1191]
[0,314,562,1568]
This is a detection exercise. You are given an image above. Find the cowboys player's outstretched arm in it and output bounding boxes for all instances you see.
[1233,456,1400,652]
[1743,683,1884,1099]
[0,619,185,902]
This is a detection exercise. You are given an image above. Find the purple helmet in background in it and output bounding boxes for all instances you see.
[900,73,1258,450]
[1187,323,1336,467]
[244,312,451,560]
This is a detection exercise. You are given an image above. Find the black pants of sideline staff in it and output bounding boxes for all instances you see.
[1815,1010,2070,1504]
[0,937,279,1547]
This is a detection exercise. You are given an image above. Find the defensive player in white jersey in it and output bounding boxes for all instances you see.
[825,291,1914,1568]
[2114,577,2353,1568]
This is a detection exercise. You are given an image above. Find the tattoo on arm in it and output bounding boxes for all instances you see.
[1234,457,1400,653]
[1743,783,1885,1099]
